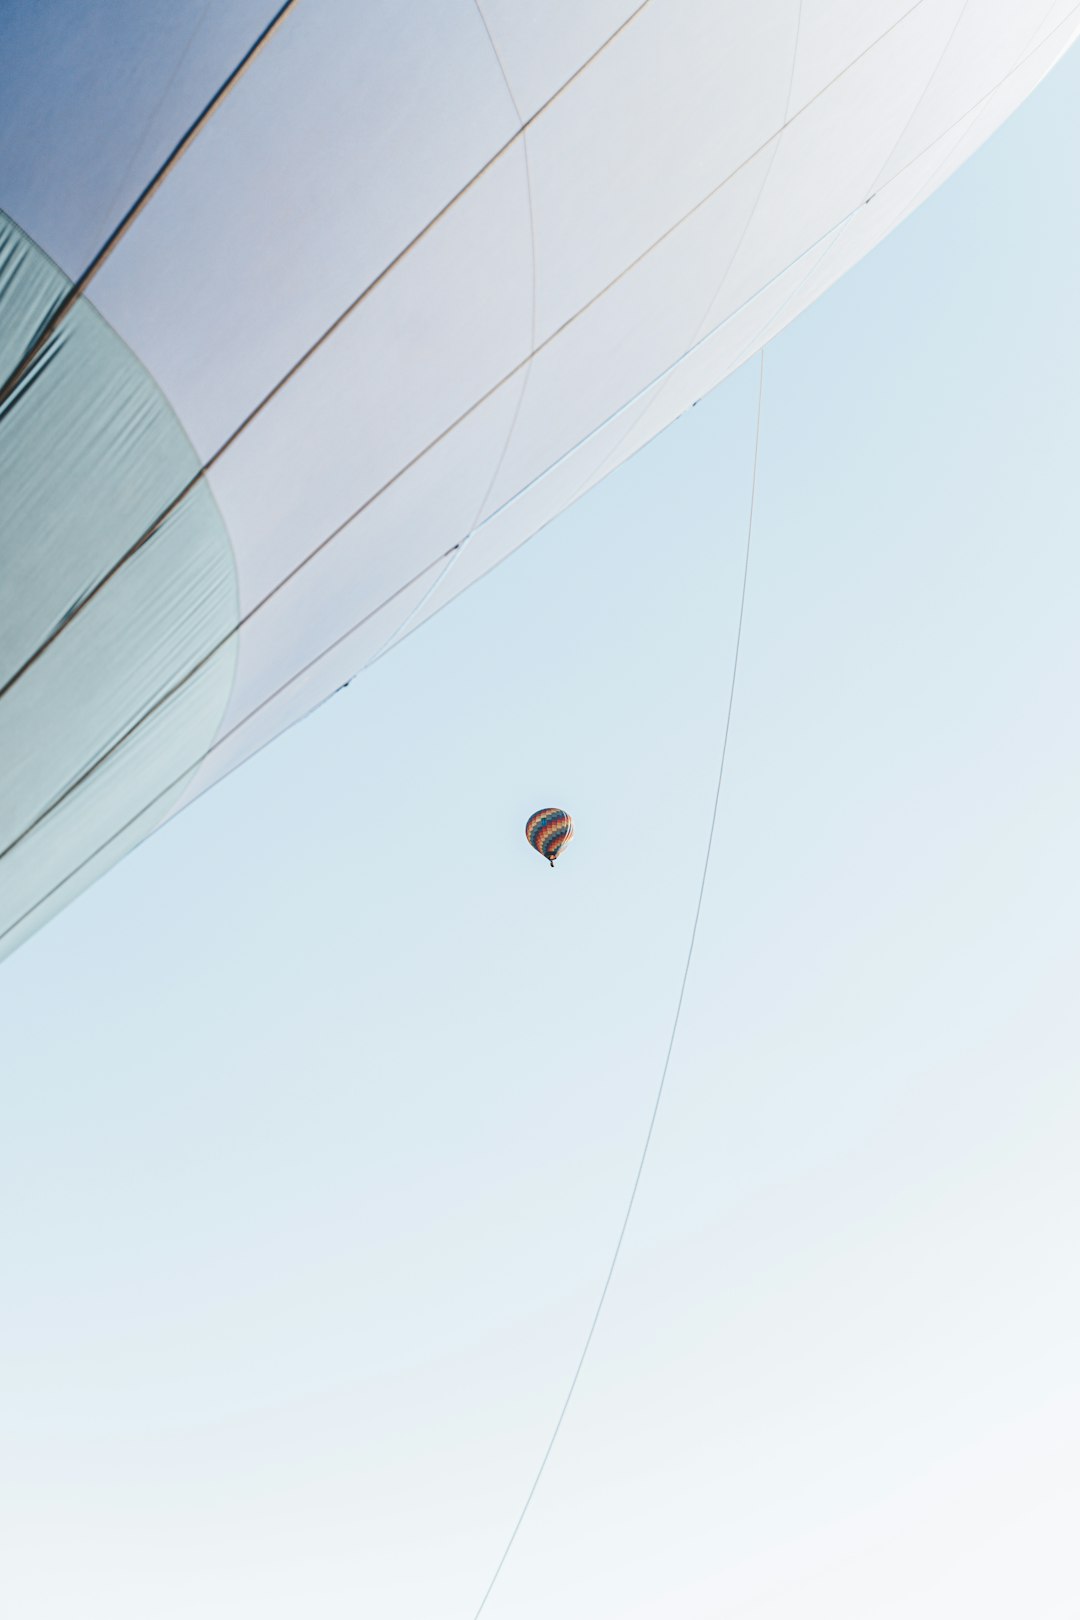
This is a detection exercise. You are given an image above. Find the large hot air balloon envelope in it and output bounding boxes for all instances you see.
[1,0,1076,960]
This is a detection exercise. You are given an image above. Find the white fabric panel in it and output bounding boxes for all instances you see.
[91,0,518,458]
[479,140,780,522]
[476,0,644,120]
[789,0,922,108]
[524,0,802,342]
[1033,0,1080,46]
[211,374,528,743]
[205,140,534,611]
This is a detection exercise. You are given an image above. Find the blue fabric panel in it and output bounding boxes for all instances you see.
[0,0,275,275]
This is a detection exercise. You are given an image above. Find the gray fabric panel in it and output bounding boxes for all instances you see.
[0,212,238,960]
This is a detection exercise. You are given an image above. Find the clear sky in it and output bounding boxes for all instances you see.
[2,41,1079,1620]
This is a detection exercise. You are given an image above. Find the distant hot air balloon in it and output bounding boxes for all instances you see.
[1,0,1075,960]
[526,808,574,868]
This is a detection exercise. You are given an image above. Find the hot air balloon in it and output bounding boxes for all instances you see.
[526,808,574,868]
[1,0,1076,961]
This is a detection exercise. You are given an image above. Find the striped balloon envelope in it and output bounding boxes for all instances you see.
[525,808,574,868]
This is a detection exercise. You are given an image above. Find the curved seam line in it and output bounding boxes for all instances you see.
[362,2,546,679]
[468,1,540,518]
[473,0,526,124]
[865,0,975,201]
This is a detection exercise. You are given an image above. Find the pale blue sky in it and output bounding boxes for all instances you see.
[2,42,1079,1620]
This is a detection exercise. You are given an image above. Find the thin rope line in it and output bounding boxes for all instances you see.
[470,347,766,1620]
[0,0,302,415]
